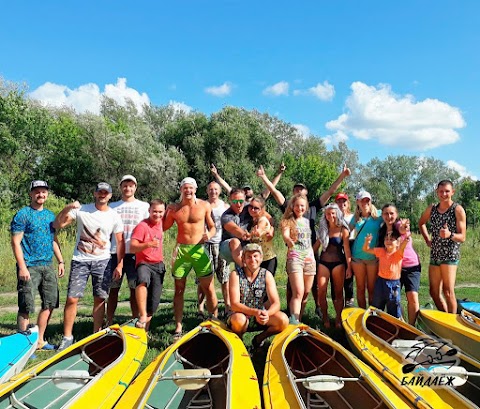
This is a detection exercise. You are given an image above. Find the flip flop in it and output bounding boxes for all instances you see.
[172,331,183,343]
[135,320,147,329]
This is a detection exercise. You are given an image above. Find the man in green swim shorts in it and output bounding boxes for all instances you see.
[164,177,218,340]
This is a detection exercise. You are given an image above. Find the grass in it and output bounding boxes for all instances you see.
[0,226,479,381]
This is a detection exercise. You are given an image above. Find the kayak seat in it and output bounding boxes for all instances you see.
[17,355,90,409]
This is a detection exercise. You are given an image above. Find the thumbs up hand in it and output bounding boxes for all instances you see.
[440,223,450,239]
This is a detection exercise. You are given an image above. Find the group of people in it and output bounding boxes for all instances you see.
[10,165,466,351]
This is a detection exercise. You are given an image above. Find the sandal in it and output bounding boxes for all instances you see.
[135,319,147,329]
[172,331,183,343]
[196,311,205,321]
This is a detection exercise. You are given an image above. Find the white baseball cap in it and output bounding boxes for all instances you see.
[120,174,137,185]
[180,177,198,188]
[356,190,372,201]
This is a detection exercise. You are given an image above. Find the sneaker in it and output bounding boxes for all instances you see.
[57,336,74,352]
[345,299,355,308]
[289,316,300,325]
[37,341,57,351]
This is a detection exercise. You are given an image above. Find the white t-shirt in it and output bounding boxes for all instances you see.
[69,204,124,261]
[110,199,150,253]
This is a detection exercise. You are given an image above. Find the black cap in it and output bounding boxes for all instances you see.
[95,182,112,193]
[30,180,49,191]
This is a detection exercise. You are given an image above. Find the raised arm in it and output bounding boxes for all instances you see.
[362,233,375,255]
[261,162,285,200]
[318,164,351,206]
[53,201,80,229]
[257,165,286,206]
[210,164,232,194]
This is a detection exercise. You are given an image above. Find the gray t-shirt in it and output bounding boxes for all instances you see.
[221,206,252,241]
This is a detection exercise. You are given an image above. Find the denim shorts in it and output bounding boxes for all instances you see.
[372,277,401,319]
[67,259,111,299]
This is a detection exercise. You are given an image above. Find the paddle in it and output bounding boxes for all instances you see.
[32,370,93,390]
[402,347,459,374]
[294,375,362,392]
[428,366,480,387]
[158,368,224,390]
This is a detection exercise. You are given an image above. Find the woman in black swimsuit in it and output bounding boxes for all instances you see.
[315,204,352,328]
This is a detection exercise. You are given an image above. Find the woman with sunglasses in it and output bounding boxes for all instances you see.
[350,190,383,309]
[248,196,277,276]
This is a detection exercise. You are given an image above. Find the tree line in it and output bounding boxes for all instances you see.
[1,78,479,229]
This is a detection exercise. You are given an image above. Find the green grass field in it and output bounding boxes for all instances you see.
[0,226,479,375]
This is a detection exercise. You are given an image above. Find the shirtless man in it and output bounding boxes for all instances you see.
[419,180,466,313]
[164,177,218,340]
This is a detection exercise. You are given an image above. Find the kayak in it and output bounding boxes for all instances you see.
[458,300,480,317]
[418,308,480,361]
[461,309,480,332]
[0,322,147,408]
[263,323,413,409]
[342,307,480,409]
[115,319,261,409]
[0,326,39,384]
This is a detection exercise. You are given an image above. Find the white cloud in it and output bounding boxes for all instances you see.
[293,81,335,101]
[168,100,193,114]
[326,81,465,150]
[293,124,311,138]
[262,81,289,96]
[205,82,233,97]
[447,160,478,180]
[29,78,150,114]
[322,130,348,146]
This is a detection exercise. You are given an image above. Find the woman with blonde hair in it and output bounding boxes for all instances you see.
[281,194,316,323]
[315,203,351,328]
[350,190,383,309]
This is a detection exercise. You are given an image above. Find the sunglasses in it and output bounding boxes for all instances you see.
[231,199,245,204]
[249,206,261,211]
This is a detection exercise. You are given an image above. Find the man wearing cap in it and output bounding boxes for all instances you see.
[106,175,149,325]
[54,182,124,350]
[163,177,218,340]
[257,164,351,315]
[228,243,288,349]
[10,180,65,350]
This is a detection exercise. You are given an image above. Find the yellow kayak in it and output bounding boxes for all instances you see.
[0,322,147,408]
[116,319,261,409]
[342,307,480,409]
[461,309,480,332]
[263,323,414,409]
[418,308,480,361]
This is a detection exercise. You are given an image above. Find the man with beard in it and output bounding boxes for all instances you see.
[54,182,124,350]
[11,180,65,350]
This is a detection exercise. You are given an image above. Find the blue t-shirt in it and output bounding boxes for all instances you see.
[10,207,55,266]
[351,210,383,261]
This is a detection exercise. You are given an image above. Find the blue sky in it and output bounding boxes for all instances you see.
[1,1,479,179]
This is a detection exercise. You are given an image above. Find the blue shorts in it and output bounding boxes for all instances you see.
[400,264,421,293]
[372,277,401,319]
